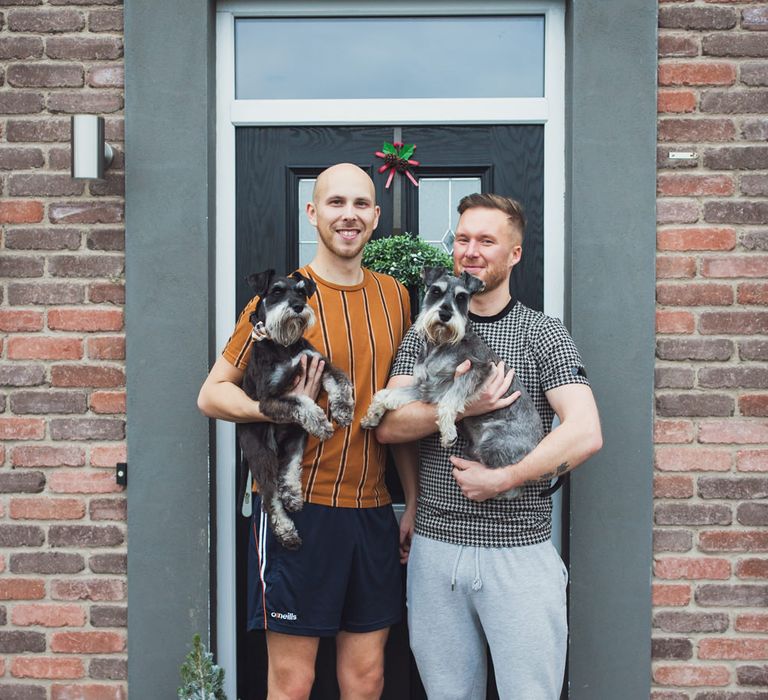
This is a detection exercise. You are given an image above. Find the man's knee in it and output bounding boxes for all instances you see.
[268,661,315,700]
[337,656,384,699]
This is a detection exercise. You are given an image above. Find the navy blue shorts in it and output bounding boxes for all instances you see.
[247,497,402,636]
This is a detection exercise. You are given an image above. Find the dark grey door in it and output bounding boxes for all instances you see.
[234,124,544,700]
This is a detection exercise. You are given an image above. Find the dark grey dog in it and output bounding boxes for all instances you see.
[238,270,354,548]
[362,267,548,499]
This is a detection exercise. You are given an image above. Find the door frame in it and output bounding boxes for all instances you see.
[125,1,655,698]
[216,3,564,696]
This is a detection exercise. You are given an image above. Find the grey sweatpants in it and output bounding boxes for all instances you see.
[406,535,568,700]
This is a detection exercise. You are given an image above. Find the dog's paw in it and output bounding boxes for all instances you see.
[278,530,302,550]
[360,407,383,429]
[439,425,459,448]
[270,513,302,550]
[330,401,354,427]
[307,417,334,441]
[302,405,334,440]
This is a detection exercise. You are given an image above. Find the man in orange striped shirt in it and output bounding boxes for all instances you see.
[198,163,415,699]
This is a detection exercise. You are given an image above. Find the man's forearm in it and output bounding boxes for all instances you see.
[197,381,270,424]
[390,442,419,508]
[375,401,439,444]
[501,416,602,491]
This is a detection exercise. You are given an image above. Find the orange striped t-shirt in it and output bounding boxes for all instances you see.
[222,266,411,508]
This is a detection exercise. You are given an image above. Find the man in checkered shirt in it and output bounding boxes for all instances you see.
[375,193,602,700]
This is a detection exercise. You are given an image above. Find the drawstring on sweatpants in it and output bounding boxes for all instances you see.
[450,545,483,591]
[472,546,483,591]
[451,545,464,591]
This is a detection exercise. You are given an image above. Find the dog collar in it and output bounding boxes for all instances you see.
[250,321,270,342]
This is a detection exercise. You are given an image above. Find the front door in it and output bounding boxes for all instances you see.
[234,124,544,699]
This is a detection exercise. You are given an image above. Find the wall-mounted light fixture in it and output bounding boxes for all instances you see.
[70,115,114,180]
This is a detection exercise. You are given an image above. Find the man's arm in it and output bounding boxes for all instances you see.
[390,442,419,563]
[197,355,323,423]
[374,361,518,444]
[451,383,602,501]
[373,375,438,443]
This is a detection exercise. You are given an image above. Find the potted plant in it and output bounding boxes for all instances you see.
[178,634,226,700]
[362,233,453,313]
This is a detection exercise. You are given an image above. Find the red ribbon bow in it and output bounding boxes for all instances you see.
[375,141,419,189]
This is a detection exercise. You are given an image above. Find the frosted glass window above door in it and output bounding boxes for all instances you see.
[235,16,545,99]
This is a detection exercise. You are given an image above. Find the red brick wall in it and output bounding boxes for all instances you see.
[0,1,126,698]
[654,1,768,698]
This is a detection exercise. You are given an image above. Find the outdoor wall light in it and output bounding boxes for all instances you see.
[70,115,114,180]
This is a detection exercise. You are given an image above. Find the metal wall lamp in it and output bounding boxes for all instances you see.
[70,115,114,180]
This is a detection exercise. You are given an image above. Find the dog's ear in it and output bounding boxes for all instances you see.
[246,269,275,297]
[421,266,448,288]
[460,271,485,296]
[290,271,317,299]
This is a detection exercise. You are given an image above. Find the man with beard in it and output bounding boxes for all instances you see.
[198,163,416,699]
[374,193,603,699]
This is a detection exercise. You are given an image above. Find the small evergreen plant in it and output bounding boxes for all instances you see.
[362,233,453,289]
[178,634,226,700]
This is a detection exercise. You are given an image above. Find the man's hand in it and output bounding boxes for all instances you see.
[285,354,325,402]
[399,506,416,564]
[457,361,520,419]
[450,455,511,502]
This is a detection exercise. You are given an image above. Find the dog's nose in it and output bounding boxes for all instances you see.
[438,310,452,323]
[291,304,305,313]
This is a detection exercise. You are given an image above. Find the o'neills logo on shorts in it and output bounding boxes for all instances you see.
[270,611,297,621]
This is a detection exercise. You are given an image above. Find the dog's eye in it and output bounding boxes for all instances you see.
[428,288,441,297]
[271,288,285,297]
[455,292,468,303]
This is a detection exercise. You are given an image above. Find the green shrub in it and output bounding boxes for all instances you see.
[178,634,226,700]
[362,234,453,288]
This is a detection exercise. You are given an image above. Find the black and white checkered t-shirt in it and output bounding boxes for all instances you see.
[390,299,590,548]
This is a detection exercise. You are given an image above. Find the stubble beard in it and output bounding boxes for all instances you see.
[318,227,369,260]
[456,261,509,296]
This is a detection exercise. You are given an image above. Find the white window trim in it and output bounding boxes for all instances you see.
[231,98,550,126]
[215,3,565,696]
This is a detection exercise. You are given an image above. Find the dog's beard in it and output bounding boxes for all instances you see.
[264,303,316,346]
[414,306,465,346]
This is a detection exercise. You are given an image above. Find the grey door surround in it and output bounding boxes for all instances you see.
[125,2,656,698]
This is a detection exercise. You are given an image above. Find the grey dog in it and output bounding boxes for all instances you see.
[362,267,547,499]
[238,270,354,548]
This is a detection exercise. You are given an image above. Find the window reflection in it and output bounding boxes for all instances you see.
[236,16,545,100]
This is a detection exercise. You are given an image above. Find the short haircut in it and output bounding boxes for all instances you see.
[457,193,526,241]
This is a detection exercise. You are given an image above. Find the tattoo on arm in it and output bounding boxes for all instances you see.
[524,461,570,486]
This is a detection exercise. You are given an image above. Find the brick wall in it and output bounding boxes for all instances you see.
[654,1,768,698]
[0,0,126,698]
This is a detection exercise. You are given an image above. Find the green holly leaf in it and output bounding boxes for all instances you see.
[398,144,415,161]
[382,142,397,155]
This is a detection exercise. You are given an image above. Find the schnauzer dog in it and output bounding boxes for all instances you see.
[362,267,548,500]
[238,269,354,548]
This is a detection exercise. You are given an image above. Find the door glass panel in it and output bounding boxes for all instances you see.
[418,177,482,253]
[235,16,545,99]
[298,178,317,267]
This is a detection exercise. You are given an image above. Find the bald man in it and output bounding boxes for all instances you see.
[198,164,416,699]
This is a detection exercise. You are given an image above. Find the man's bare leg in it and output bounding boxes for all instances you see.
[266,630,320,700]
[336,628,390,700]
